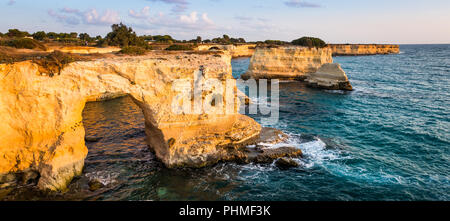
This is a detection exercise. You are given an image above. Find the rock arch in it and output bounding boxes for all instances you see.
[0,52,261,191]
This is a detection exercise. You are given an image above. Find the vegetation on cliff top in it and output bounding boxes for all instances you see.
[0,38,47,51]
[291,37,327,48]
[119,46,147,55]
[165,44,194,51]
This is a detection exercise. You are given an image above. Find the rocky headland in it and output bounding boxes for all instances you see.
[329,44,400,56]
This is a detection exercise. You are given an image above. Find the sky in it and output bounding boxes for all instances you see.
[1,0,450,44]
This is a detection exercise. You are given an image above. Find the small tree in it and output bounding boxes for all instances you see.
[100,23,147,48]
[291,37,327,48]
[196,36,202,43]
[32,31,47,41]
[7,29,30,38]
[70,32,78,39]
[79,33,91,42]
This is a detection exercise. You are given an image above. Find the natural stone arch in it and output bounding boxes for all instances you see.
[0,52,261,191]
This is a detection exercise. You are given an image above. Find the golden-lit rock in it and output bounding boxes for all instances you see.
[329,44,400,56]
[306,63,353,91]
[0,51,261,191]
[196,44,256,58]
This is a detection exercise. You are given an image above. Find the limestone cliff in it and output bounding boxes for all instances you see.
[242,46,333,80]
[305,63,353,91]
[329,44,400,56]
[46,46,122,54]
[0,51,261,191]
[196,44,256,58]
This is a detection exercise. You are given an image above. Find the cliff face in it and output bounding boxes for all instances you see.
[0,51,261,190]
[242,46,333,80]
[329,44,400,56]
[196,44,256,58]
[306,63,353,91]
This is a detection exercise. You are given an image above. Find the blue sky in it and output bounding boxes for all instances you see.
[1,0,450,44]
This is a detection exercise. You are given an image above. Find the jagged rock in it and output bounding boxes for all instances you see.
[88,179,105,192]
[305,63,353,91]
[256,127,289,145]
[250,146,303,164]
[275,157,299,169]
[242,46,333,80]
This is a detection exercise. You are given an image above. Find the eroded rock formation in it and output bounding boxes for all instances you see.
[329,44,400,56]
[241,46,333,80]
[0,51,263,191]
[305,63,353,91]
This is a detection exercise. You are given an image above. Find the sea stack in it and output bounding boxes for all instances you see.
[305,63,353,91]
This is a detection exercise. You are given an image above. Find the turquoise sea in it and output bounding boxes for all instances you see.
[4,45,449,201]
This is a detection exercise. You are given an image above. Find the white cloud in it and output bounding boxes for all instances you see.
[129,6,150,19]
[84,9,120,25]
[180,11,198,24]
[202,13,214,25]
[48,7,121,26]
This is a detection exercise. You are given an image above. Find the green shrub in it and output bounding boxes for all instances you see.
[32,31,47,41]
[291,37,327,48]
[119,46,147,55]
[99,23,147,48]
[165,44,194,51]
[7,29,30,38]
[4,38,46,50]
[264,40,290,45]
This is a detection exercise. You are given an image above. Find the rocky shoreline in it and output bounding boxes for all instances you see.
[0,50,304,191]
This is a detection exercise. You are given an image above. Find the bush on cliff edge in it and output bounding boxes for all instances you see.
[165,44,194,51]
[292,37,327,48]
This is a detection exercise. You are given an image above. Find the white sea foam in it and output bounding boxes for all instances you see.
[85,171,119,186]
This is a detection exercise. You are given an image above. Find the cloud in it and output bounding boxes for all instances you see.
[284,0,322,8]
[147,0,189,13]
[180,11,199,24]
[7,0,15,6]
[48,7,120,26]
[129,6,151,19]
[130,10,217,37]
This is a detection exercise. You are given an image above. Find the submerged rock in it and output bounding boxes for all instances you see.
[275,157,299,169]
[88,179,105,192]
[249,146,303,164]
[305,63,353,91]
[85,136,102,143]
